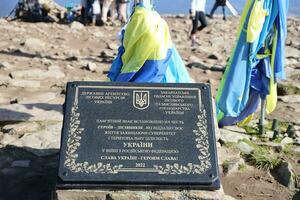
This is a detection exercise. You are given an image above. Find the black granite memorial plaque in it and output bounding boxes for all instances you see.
[57,82,220,190]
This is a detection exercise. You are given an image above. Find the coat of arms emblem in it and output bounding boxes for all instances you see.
[133,91,150,110]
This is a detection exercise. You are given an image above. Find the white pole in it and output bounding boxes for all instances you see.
[259,98,266,135]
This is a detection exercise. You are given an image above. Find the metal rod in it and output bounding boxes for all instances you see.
[259,98,266,135]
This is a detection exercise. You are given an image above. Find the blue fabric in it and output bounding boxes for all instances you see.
[274,0,289,80]
[115,49,172,82]
[219,90,260,127]
[218,20,252,117]
[161,47,191,83]
[251,56,272,96]
[217,0,289,126]
[107,46,125,82]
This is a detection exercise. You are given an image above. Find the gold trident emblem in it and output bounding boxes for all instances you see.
[133,91,150,110]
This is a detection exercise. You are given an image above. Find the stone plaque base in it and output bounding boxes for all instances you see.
[54,188,236,200]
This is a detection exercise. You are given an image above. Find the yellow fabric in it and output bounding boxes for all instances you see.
[121,7,172,73]
[237,114,254,126]
[266,28,278,114]
[247,0,268,43]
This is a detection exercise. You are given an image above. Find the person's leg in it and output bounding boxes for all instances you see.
[118,2,127,23]
[101,0,113,23]
[190,11,200,46]
[222,6,226,20]
[209,2,218,18]
[110,0,116,22]
[81,6,86,21]
[197,11,208,31]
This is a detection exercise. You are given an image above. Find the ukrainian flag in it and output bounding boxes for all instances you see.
[216,0,289,127]
[107,5,191,83]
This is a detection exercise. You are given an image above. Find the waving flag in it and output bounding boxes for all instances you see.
[216,0,289,127]
[107,4,191,83]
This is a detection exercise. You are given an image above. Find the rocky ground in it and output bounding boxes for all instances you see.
[0,15,299,200]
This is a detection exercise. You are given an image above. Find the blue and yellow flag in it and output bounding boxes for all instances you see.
[216,0,289,127]
[108,5,191,83]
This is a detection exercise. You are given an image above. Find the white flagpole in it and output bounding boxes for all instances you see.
[259,98,266,135]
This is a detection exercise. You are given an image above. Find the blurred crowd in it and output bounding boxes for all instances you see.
[79,0,129,25]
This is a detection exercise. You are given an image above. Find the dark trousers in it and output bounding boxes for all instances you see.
[210,2,226,18]
[191,11,208,34]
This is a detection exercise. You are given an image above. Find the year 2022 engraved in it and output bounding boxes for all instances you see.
[136,163,146,168]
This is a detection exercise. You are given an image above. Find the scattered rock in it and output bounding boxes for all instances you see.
[0,134,17,146]
[9,79,41,88]
[107,42,119,50]
[3,122,40,135]
[286,46,300,59]
[187,187,236,200]
[18,92,58,104]
[278,95,300,103]
[222,158,245,175]
[11,160,31,168]
[82,62,98,72]
[55,190,107,200]
[236,141,254,154]
[9,122,62,156]
[218,146,241,164]
[22,37,46,52]
[10,68,65,79]
[45,69,66,79]
[100,49,114,57]
[277,83,300,96]
[64,49,81,58]
[0,61,11,69]
[151,191,181,199]
[70,21,85,30]
[265,131,274,139]
[210,36,224,47]
[220,129,250,143]
[41,58,53,66]
[294,146,300,153]
[280,137,294,145]
[271,161,295,190]
[295,137,300,145]
[0,74,10,86]
[93,31,104,38]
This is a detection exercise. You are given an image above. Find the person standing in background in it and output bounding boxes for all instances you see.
[101,0,114,24]
[208,0,227,20]
[81,0,87,22]
[190,0,208,47]
[92,0,101,25]
[117,0,129,24]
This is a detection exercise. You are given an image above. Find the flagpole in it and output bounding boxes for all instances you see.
[259,98,266,135]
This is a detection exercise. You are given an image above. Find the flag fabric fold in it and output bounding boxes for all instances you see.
[108,5,191,83]
[216,0,289,127]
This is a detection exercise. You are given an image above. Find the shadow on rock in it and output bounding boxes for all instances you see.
[0,108,33,121]
[0,145,59,200]
[187,62,225,72]
[0,50,60,61]
[24,103,63,114]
